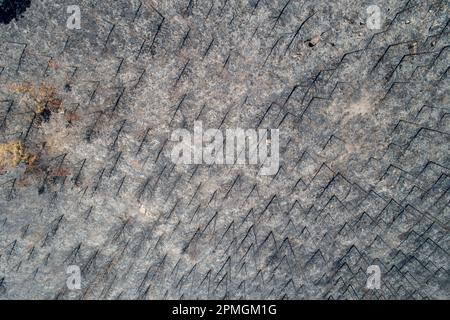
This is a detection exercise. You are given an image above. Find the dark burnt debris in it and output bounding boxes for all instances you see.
[0,0,32,24]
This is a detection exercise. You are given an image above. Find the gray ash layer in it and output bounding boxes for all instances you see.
[0,0,449,299]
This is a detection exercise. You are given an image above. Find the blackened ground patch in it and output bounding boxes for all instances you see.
[0,0,32,24]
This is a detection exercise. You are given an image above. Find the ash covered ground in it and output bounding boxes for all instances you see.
[0,0,449,299]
